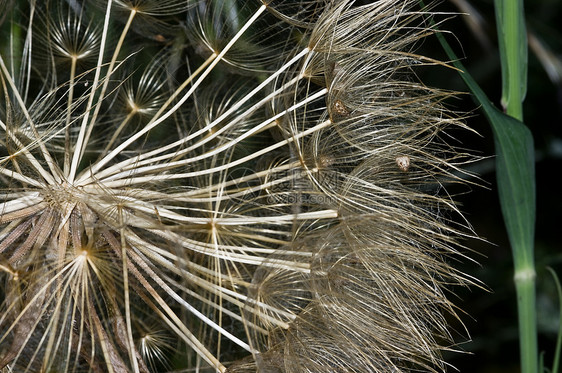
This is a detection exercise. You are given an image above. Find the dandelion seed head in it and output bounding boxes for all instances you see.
[1,0,478,372]
[49,15,100,62]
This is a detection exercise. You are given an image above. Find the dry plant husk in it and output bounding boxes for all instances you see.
[0,0,477,372]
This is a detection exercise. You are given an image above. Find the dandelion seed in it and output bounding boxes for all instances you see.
[331,99,350,118]
[396,155,411,172]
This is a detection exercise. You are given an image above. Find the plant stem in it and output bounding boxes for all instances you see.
[495,0,536,372]
[515,266,538,373]
[501,0,527,120]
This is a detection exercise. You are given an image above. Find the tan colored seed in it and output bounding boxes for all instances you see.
[396,156,410,172]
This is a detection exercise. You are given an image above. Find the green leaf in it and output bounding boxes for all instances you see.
[433,30,535,272]
[490,111,535,264]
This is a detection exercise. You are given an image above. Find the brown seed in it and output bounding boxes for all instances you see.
[395,156,410,172]
[332,100,350,117]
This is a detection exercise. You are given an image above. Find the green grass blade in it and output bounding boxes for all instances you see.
[540,351,546,373]
[547,267,562,373]
[434,27,537,373]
